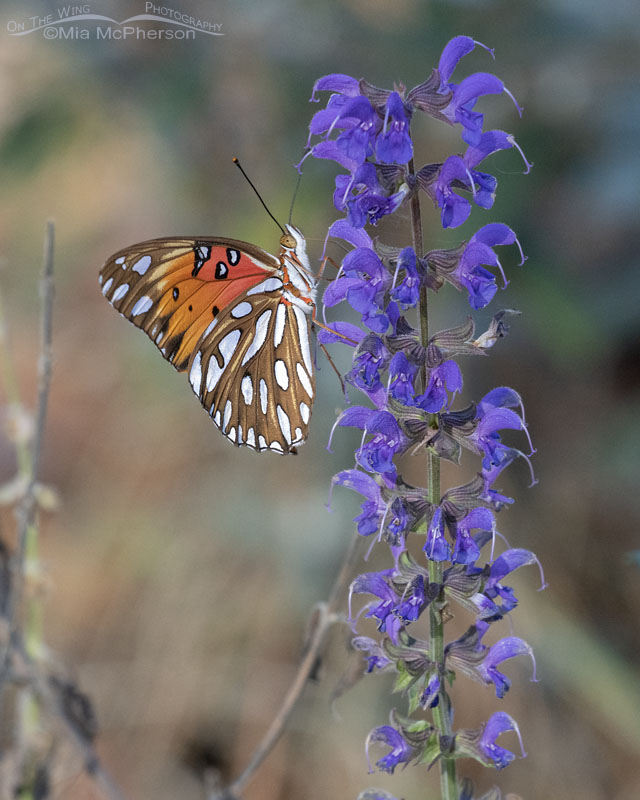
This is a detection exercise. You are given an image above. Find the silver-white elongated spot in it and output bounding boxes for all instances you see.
[258,434,268,450]
[112,283,129,302]
[189,351,202,392]
[203,318,218,339]
[102,277,113,295]
[214,410,221,427]
[296,363,313,398]
[132,255,152,275]
[206,357,223,392]
[246,277,282,296]
[259,379,268,414]
[277,405,292,445]
[242,310,272,366]
[292,305,313,374]
[247,428,256,447]
[219,329,241,365]
[231,301,252,318]
[274,359,289,391]
[270,441,284,453]
[299,402,310,424]
[274,303,286,348]
[223,400,232,432]
[131,295,153,316]
[241,375,253,405]
[237,425,243,444]
[294,427,303,442]
[228,426,236,443]
[115,256,126,266]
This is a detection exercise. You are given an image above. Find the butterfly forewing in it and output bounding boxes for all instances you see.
[99,238,278,369]
[100,233,315,453]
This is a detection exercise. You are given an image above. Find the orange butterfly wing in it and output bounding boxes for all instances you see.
[99,237,278,371]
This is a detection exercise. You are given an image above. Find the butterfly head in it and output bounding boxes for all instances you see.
[280,224,304,253]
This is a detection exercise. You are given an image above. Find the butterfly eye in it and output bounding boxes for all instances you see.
[280,234,296,249]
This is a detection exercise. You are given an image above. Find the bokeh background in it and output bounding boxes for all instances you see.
[1,0,639,798]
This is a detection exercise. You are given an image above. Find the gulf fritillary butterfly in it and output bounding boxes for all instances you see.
[99,225,317,454]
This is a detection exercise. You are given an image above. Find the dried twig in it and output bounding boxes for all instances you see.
[209,529,364,800]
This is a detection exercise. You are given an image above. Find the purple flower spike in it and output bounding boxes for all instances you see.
[376,92,413,164]
[352,635,392,672]
[479,712,526,769]
[416,360,463,413]
[366,725,415,774]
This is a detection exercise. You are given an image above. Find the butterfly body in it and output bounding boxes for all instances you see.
[100,225,317,453]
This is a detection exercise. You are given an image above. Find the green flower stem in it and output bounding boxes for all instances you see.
[408,161,458,800]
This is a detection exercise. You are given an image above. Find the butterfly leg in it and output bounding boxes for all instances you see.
[316,255,342,282]
[317,340,348,399]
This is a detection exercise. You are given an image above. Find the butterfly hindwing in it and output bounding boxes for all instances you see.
[99,237,278,370]
[188,290,315,453]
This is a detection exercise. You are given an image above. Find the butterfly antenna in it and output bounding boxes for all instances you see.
[233,157,285,235]
[289,171,303,225]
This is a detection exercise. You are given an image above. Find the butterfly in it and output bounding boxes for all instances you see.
[99,225,317,454]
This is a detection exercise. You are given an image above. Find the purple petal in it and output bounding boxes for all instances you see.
[317,320,365,346]
[312,73,361,100]
[438,35,477,85]
[337,405,375,430]
[311,140,360,172]
[333,469,382,501]
[328,219,374,250]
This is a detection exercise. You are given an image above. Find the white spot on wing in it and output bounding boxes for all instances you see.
[214,410,222,427]
[115,256,126,266]
[219,329,241,365]
[292,306,313,374]
[228,427,236,443]
[247,428,256,447]
[156,332,164,344]
[228,249,240,266]
[189,352,202,392]
[132,295,153,316]
[242,310,272,366]
[258,434,268,450]
[277,405,292,445]
[237,425,243,444]
[296,363,313,398]
[274,360,289,391]
[231,301,252,318]
[246,277,282,296]
[112,283,129,302]
[259,379,268,414]
[223,400,232,431]
[132,255,152,275]
[270,441,284,453]
[102,277,113,295]
[299,402,310,424]
[207,357,223,392]
[274,304,286,348]
[203,318,218,339]
[241,375,253,405]
[294,427,303,442]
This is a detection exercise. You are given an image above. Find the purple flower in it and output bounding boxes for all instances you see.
[472,389,534,472]
[478,712,526,769]
[482,548,546,613]
[376,91,413,164]
[352,635,392,672]
[366,725,415,774]
[453,224,525,309]
[334,163,408,228]
[424,507,452,561]
[343,334,390,404]
[324,247,391,332]
[330,469,388,537]
[356,411,404,477]
[351,570,401,640]
[436,130,531,228]
[446,622,535,699]
[390,247,421,308]
[415,360,463,413]
[396,574,426,623]
[437,36,522,147]
[452,507,494,565]
[388,352,418,405]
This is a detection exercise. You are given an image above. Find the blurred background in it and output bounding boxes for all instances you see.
[1,0,639,798]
